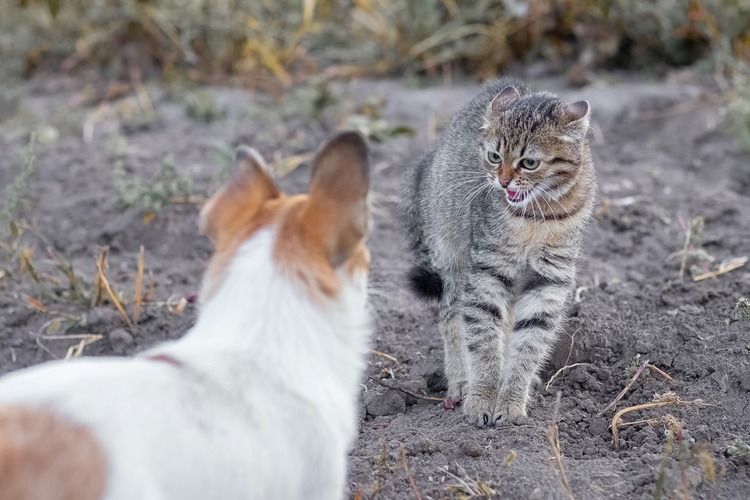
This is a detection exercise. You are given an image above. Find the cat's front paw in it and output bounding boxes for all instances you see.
[462,387,498,427]
[492,397,528,425]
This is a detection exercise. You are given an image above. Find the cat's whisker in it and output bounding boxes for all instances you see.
[437,176,487,199]
[535,187,557,215]
[458,182,492,214]
[532,195,551,234]
[536,185,568,214]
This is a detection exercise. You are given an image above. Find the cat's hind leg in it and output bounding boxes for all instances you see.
[438,279,470,404]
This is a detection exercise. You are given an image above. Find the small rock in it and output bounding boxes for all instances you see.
[400,378,429,405]
[405,436,437,455]
[626,270,645,283]
[459,439,483,458]
[587,418,610,438]
[108,328,133,354]
[365,387,406,417]
[679,304,703,315]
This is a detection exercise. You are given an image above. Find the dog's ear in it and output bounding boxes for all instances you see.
[303,131,370,267]
[199,146,280,243]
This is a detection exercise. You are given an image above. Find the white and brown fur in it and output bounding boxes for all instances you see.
[0,131,372,499]
[402,79,596,426]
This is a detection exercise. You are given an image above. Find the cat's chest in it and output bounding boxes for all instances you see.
[497,215,571,250]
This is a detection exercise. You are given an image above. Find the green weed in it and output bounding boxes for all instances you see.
[113,154,195,214]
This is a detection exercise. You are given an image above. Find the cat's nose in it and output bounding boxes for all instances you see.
[499,177,511,188]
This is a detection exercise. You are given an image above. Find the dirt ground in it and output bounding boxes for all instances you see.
[0,71,749,499]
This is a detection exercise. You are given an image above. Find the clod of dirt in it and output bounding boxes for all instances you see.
[404,436,438,455]
[365,387,406,417]
[587,417,610,439]
[399,378,429,405]
[458,439,484,458]
[85,307,122,327]
[108,328,134,354]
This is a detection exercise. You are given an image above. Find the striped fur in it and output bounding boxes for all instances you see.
[401,78,596,426]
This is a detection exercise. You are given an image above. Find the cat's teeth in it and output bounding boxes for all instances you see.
[505,189,527,203]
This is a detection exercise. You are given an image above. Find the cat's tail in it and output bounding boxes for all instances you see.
[407,264,443,301]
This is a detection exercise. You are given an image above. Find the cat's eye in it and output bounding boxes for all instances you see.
[520,158,540,170]
[486,150,502,164]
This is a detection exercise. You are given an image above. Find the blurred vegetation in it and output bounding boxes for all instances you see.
[1,0,748,85]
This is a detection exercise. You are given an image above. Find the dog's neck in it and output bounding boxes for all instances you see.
[150,229,370,417]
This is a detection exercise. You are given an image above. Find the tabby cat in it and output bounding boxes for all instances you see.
[402,78,596,427]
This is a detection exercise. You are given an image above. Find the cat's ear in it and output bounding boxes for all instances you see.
[565,100,590,127]
[304,131,370,267]
[199,146,280,242]
[489,86,521,114]
[563,100,591,138]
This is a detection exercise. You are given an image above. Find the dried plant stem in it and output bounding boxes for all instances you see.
[95,248,134,328]
[678,222,691,281]
[611,398,703,448]
[64,334,105,360]
[368,375,444,402]
[92,246,108,307]
[692,257,747,281]
[598,361,672,416]
[399,444,422,500]
[546,392,575,500]
[545,362,594,392]
[371,349,400,365]
[133,245,145,325]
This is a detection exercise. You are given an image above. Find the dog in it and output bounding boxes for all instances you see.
[0,131,372,500]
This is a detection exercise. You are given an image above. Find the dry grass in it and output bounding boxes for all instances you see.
[546,392,574,500]
[3,0,748,85]
[133,245,145,325]
[399,443,422,500]
[444,463,496,499]
[598,359,673,417]
[611,392,710,449]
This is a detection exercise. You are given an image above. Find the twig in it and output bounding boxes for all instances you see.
[692,257,747,282]
[545,363,595,392]
[598,361,672,416]
[647,364,674,382]
[368,375,444,402]
[598,361,649,416]
[399,444,423,500]
[546,392,575,500]
[371,349,400,366]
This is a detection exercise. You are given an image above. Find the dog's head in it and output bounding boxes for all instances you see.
[198,131,371,304]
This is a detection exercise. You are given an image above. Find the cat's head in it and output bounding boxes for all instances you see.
[480,86,591,211]
[198,131,371,304]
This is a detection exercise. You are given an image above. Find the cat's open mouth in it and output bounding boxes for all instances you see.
[505,189,528,203]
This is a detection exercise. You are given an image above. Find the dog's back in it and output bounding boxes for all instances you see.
[0,131,372,500]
